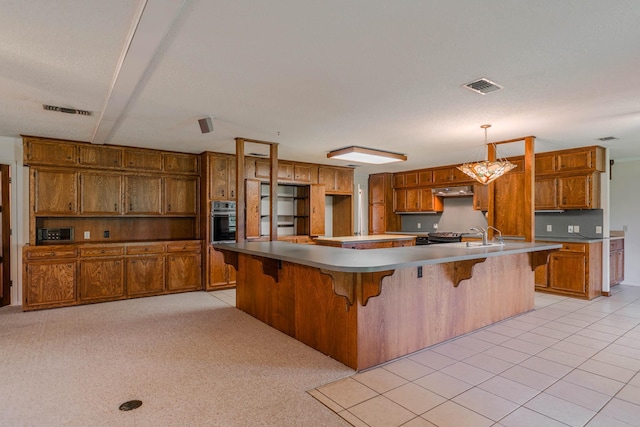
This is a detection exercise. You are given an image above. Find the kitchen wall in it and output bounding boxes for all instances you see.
[535,210,604,239]
[610,159,640,285]
[402,197,487,233]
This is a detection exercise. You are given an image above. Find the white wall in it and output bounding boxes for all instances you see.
[0,136,25,305]
[610,159,640,285]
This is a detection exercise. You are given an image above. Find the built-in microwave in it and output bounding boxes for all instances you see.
[211,201,236,243]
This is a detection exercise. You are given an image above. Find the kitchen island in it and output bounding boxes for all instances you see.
[213,241,561,370]
[314,234,416,249]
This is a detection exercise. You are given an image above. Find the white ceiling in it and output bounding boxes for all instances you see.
[2,0,640,174]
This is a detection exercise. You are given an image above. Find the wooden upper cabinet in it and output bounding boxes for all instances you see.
[418,170,434,186]
[558,174,599,209]
[309,184,325,236]
[125,175,162,215]
[255,159,271,180]
[433,167,469,184]
[535,153,557,175]
[534,177,558,210]
[473,184,489,211]
[78,145,122,168]
[123,148,163,172]
[293,164,313,183]
[394,189,408,212]
[163,152,199,174]
[209,154,235,200]
[79,172,123,214]
[393,172,418,188]
[24,137,77,166]
[244,179,262,239]
[369,174,385,204]
[33,169,78,214]
[164,176,198,215]
[535,146,605,175]
[278,162,294,181]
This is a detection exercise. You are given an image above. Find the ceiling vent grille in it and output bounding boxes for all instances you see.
[43,104,92,116]
[463,78,503,95]
[598,136,618,141]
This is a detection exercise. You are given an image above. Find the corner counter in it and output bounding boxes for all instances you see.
[314,234,416,249]
[214,241,560,370]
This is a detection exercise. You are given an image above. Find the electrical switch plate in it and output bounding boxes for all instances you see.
[417,223,421,229]
[547,225,552,232]
[568,226,574,233]
[83,231,90,239]
[574,225,580,233]
[596,226,602,234]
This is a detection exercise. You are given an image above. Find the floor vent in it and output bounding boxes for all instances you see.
[43,104,92,116]
[463,78,503,95]
[119,400,142,411]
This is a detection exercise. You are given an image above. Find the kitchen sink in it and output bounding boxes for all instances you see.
[442,242,505,249]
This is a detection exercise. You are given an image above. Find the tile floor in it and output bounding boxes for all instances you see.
[212,285,640,427]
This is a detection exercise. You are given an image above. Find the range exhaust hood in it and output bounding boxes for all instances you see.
[432,186,474,197]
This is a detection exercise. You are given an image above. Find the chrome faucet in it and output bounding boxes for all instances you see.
[487,226,503,244]
[470,226,488,245]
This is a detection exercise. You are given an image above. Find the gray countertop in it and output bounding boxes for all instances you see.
[212,241,562,273]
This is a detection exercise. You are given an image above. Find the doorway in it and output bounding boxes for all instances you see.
[0,164,10,306]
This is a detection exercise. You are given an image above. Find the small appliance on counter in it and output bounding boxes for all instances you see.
[415,231,464,246]
[36,227,74,244]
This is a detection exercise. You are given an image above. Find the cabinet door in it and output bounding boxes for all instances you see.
[255,160,271,179]
[369,174,385,204]
[535,153,557,175]
[210,156,231,200]
[164,176,198,215]
[164,153,199,174]
[534,264,548,289]
[433,168,454,184]
[278,162,294,181]
[558,175,591,209]
[125,175,162,215]
[473,184,489,211]
[123,149,163,171]
[33,169,78,214]
[419,189,442,212]
[245,179,261,239]
[166,252,201,291]
[24,261,77,308]
[418,171,433,186]
[24,138,77,166]
[549,253,586,294]
[228,159,237,199]
[318,167,337,192]
[369,204,385,234]
[557,150,592,172]
[394,189,407,212]
[310,184,325,236]
[78,145,122,168]
[535,177,558,210]
[126,256,165,296]
[335,168,353,194]
[293,164,312,183]
[79,172,122,214]
[79,258,124,302]
[616,250,624,284]
[405,188,420,211]
[494,172,525,237]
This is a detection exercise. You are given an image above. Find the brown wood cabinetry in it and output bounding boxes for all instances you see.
[557,173,599,209]
[535,146,605,176]
[164,176,198,215]
[23,246,78,310]
[33,169,78,214]
[207,247,236,290]
[610,238,624,286]
[79,253,124,303]
[209,153,236,200]
[318,166,353,194]
[535,152,557,175]
[24,137,77,166]
[125,175,162,215]
[309,184,326,236]
[164,152,200,174]
[79,144,123,168]
[166,242,202,292]
[535,241,602,299]
[394,188,443,213]
[123,148,163,172]
[126,256,165,296]
[79,172,122,214]
[432,166,470,185]
[368,173,400,234]
[534,177,558,210]
[473,184,489,211]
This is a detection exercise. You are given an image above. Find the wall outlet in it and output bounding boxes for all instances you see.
[546,225,552,232]
[104,230,110,238]
[574,225,580,233]
[596,226,602,234]
[83,231,90,239]
[568,226,574,233]
[417,223,421,229]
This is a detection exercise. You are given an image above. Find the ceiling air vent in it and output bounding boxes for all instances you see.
[43,104,92,116]
[598,136,617,141]
[463,78,503,95]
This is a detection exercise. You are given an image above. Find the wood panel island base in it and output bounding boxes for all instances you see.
[214,241,560,371]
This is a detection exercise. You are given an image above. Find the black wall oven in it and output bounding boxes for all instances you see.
[211,201,236,243]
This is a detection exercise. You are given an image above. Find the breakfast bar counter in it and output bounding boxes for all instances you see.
[214,241,561,370]
[314,234,417,249]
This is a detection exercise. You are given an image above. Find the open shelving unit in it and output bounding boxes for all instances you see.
[260,183,310,237]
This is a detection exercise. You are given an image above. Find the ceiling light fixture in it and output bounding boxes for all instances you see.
[457,125,517,185]
[327,146,407,165]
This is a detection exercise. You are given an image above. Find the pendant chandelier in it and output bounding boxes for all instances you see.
[457,124,517,185]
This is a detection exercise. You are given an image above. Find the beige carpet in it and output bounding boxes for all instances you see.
[0,292,353,426]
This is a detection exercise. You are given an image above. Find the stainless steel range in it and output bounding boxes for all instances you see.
[415,232,464,246]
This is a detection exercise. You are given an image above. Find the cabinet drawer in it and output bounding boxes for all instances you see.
[126,244,165,255]
[80,246,125,257]
[166,242,202,252]
[559,243,586,253]
[26,248,77,259]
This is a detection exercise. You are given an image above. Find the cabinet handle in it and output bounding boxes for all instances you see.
[222,190,225,197]
[114,203,118,212]
[167,204,171,212]
[129,203,133,211]
[231,190,234,198]
[68,203,72,211]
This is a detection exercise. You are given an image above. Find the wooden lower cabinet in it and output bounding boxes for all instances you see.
[535,241,602,299]
[610,238,625,286]
[207,246,236,290]
[79,258,125,303]
[23,240,202,310]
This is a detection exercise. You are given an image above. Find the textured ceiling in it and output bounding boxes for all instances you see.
[1,0,639,174]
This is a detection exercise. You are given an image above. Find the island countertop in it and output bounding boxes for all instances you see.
[213,240,561,273]
[314,234,417,244]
